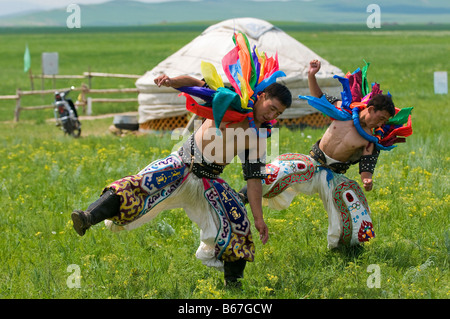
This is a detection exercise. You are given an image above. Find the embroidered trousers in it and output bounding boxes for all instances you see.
[261,153,375,248]
[102,151,255,270]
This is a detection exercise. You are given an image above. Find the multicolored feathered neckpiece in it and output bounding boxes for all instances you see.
[176,32,286,138]
[299,61,413,151]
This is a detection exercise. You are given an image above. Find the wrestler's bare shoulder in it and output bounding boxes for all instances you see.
[327,120,371,145]
[329,119,354,131]
[322,120,354,144]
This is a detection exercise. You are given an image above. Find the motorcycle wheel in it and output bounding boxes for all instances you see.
[68,119,81,138]
[71,127,81,138]
[63,121,73,136]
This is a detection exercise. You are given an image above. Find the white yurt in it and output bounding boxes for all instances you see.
[135,17,344,130]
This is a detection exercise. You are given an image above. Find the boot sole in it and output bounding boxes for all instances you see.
[71,210,89,236]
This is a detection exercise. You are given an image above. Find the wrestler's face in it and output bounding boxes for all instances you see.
[365,106,391,129]
[253,92,286,125]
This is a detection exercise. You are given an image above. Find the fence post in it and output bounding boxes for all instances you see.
[87,97,92,115]
[80,83,88,114]
[87,66,92,88]
[14,89,21,122]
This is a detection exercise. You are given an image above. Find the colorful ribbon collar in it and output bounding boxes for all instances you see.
[177,31,286,138]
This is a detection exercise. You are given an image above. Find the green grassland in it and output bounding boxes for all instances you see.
[0,25,449,299]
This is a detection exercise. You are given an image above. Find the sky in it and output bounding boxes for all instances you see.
[0,0,200,16]
[26,0,184,7]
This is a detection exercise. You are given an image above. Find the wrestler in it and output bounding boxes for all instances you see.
[307,59,393,192]
[240,59,412,248]
[71,67,292,287]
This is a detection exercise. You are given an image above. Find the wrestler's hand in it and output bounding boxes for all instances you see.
[361,172,373,191]
[154,74,173,87]
[363,178,373,191]
[254,218,269,245]
[308,59,321,76]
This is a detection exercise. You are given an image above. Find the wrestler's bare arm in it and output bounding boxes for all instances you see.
[361,142,374,192]
[247,178,268,244]
[308,60,343,109]
[154,74,205,88]
[308,59,323,98]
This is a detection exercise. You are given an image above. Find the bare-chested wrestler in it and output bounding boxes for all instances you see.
[71,72,292,287]
[240,59,406,249]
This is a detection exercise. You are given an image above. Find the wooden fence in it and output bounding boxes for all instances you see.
[0,72,140,122]
[30,71,140,90]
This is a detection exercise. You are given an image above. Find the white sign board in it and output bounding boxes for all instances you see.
[42,52,59,75]
[434,71,448,94]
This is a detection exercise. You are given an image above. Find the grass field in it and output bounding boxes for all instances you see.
[0,24,449,300]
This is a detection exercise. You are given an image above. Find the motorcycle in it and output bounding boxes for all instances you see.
[54,86,81,138]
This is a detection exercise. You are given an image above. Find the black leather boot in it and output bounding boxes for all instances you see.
[71,189,120,236]
[224,259,247,288]
[238,185,249,205]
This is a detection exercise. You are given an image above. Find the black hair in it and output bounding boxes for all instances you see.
[262,82,292,108]
[367,94,395,117]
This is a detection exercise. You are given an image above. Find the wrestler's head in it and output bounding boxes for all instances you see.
[253,83,292,125]
[364,94,395,129]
